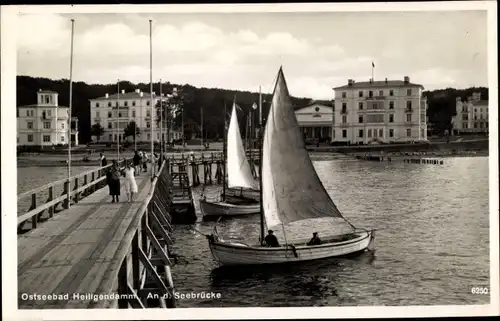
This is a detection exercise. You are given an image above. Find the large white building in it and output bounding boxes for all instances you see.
[452,92,489,134]
[295,102,334,141]
[17,90,79,147]
[89,89,182,143]
[332,76,428,144]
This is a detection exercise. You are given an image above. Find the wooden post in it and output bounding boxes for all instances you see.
[31,193,37,229]
[74,177,79,203]
[63,181,70,209]
[48,186,54,218]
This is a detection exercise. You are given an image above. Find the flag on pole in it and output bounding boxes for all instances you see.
[372,61,375,68]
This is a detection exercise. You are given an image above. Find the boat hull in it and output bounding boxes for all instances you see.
[200,199,260,218]
[208,231,374,266]
[225,187,260,203]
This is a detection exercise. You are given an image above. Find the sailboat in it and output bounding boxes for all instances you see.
[205,67,376,265]
[199,101,260,218]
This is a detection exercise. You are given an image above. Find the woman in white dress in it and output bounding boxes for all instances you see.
[124,161,138,202]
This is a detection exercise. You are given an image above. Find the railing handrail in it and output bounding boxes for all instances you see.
[91,159,168,308]
[17,158,131,200]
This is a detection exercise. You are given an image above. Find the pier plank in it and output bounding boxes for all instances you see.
[17,166,155,309]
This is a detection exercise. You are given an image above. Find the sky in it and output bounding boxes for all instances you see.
[16,9,489,100]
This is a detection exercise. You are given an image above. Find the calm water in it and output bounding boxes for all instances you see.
[170,155,490,307]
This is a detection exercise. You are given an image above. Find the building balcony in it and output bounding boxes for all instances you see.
[405,108,413,113]
[365,96,386,101]
[340,110,348,114]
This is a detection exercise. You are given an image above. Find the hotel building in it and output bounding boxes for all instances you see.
[452,92,489,134]
[17,90,79,147]
[332,76,428,144]
[89,89,182,143]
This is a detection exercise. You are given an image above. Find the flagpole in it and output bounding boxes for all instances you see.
[200,106,204,147]
[149,19,154,178]
[67,18,75,209]
[258,85,264,245]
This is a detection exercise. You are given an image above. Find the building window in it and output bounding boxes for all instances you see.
[108,112,112,118]
[379,90,383,96]
[61,136,65,142]
[358,102,364,110]
[146,110,151,117]
[147,101,150,106]
[108,122,112,129]
[474,123,478,128]
[358,91,363,98]
[124,101,128,107]
[389,129,394,138]
[369,91,373,98]
[389,114,394,123]
[114,134,117,141]
[146,122,151,128]
[367,129,372,138]
[379,129,383,137]
[406,101,412,111]
[389,101,394,109]
[61,122,65,129]
[27,134,34,142]
[27,121,33,129]
[116,102,119,107]
[43,135,51,142]
[366,114,384,123]
[358,129,364,138]
[389,90,394,96]
[132,101,136,106]
[118,112,122,118]
[342,130,347,138]
[96,102,100,108]
[342,115,347,123]
[463,123,468,129]
[109,134,112,140]
[406,128,411,137]
[358,116,363,123]
[406,114,412,122]
[43,122,51,129]
[46,110,52,117]
[108,102,112,107]
[342,92,347,98]
[157,133,160,139]
[407,89,412,96]
[147,133,151,140]
[132,110,136,118]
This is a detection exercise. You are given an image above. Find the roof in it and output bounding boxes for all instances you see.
[294,102,334,111]
[333,80,424,90]
[18,104,68,108]
[90,92,158,101]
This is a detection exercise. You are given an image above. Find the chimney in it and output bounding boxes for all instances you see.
[404,76,410,84]
[135,89,140,94]
[105,93,109,99]
[348,79,353,86]
[385,78,388,84]
[121,89,125,94]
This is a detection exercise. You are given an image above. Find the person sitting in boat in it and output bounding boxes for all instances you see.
[264,230,280,247]
[307,232,322,246]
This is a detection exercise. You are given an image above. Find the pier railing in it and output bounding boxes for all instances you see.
[90,159,176,309]
[17,158,131,233]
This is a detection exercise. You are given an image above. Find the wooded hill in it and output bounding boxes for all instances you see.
[16,75,488,143]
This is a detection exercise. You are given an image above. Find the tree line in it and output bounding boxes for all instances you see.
[16,75,488,143]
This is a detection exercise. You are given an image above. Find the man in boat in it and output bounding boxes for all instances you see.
[264,230,280,247]
[307,232,322,246]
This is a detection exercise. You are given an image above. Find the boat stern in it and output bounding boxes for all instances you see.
[367,229,376,251]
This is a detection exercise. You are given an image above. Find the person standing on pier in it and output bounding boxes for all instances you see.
[107,160,121,203]
[133,151,142,175]
[100,153,107,167]
[123,161,138,202]
[142,151,149,172]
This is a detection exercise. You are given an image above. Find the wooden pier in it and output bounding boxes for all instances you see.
[17,161,182,309]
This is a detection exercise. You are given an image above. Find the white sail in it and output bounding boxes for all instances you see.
[261,67,354,235]
[226,102,259,190]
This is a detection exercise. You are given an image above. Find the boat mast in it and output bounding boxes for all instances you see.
[258,85,265,245]
[222,100,227,200]
[149,19,154,178]
[67,18,75,210]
